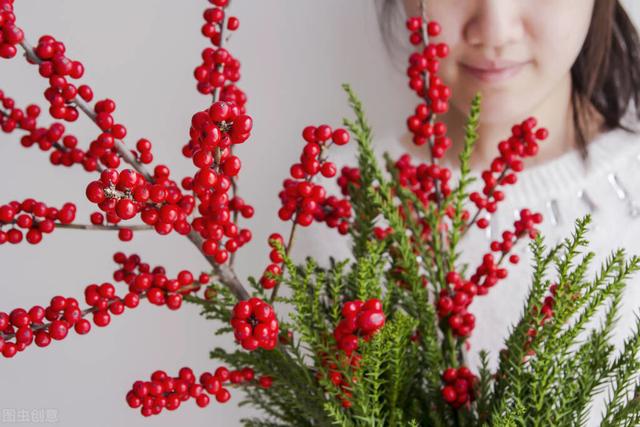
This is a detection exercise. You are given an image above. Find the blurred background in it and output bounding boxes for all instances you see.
[1,1,639,426]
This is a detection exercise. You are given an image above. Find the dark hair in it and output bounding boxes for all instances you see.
[376,0,640,158]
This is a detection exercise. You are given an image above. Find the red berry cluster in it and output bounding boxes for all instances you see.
[111,252,208,311]
[333,299,386,356]
[194,0,246,106]
[521,282,564,359]
[134,138,154,164]
[393,16,459,233]
[278,125,352,232]
[441,366,477,408]
[436,209,541,338]
[31,36,160,169]
[469,209,542,294]
[0,0,23,59]
[535,282,558,323]
[336,166,361,196]
[0,253,205,358]
[1,21,161,171]
[30,35,87,122]
[126,366,273,416]
[231,298,279,351]
[407,105,452,157]
[366,154,462,257]
[0,91,99,170]
[391,17,548,346]
[437,272,476,338]
[259,233,285,289]
[84,99,132,168]
[0,295,86,358]
[0,199,75,245]
[315,299,386,409]
[396,153,453,205]
[405,18,452,156]
[489,209,543,265]
[372,225,393,241]
[318,351,361,409]
[1,17,162,170]
[86,167,195,236]
[33,40,142,168]
[182,101,254,263]
[470,118,549,230]
[388,24,549,345]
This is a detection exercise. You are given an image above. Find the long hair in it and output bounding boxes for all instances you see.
[376,0,640,158]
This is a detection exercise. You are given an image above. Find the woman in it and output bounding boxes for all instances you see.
[369,0,640,423]
[383,0,640,169]
[293,2,640,422]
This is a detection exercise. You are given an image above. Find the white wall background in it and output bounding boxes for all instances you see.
[629,0,640,23]
[0,1,638,426]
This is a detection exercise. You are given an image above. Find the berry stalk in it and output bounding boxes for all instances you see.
[18,39,154,182]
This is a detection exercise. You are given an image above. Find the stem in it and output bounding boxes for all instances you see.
[416,0,454,298]
[207,1,243,272]
[0,219,152,232]
[211,0,232,103]
[187,232,249,300]
[460,168,508,239]
[210,3,241,268]
[444,327,458,367]
[268,219,298,304]
[267,143,334,304]
[418,0,438,170]
[229,173,239,266]
[56,223,152,231]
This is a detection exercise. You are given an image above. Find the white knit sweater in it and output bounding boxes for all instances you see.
[293,122,640,423]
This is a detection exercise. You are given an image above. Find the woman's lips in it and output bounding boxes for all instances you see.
[459,61,530,83]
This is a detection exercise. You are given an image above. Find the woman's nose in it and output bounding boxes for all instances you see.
[464,0,525,51]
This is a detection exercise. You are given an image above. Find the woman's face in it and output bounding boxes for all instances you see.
[402,0,595,124]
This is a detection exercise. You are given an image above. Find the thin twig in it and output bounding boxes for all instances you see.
[418,0,437,168]
[268,220,298,304]
[206,2,241,268]
[229,170,240,266]
[187,232,249,300]
[56,223,152,231]
[209,2,242,271]
[461,168,508,239]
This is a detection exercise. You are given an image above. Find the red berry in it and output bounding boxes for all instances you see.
[119,228,133,241]
[442,386,457,403]
[86,181,106,203]
[331,129,350,145]
[215,388,231,403]
[116,199,137,220]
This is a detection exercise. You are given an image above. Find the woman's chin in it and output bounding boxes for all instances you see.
[455,96,536,127]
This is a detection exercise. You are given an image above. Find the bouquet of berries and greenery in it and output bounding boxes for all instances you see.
[1,1,639,425]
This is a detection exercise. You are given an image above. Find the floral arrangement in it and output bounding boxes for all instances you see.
[1,1,640,425]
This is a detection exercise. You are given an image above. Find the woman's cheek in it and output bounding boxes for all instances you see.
[525,3,593,75]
